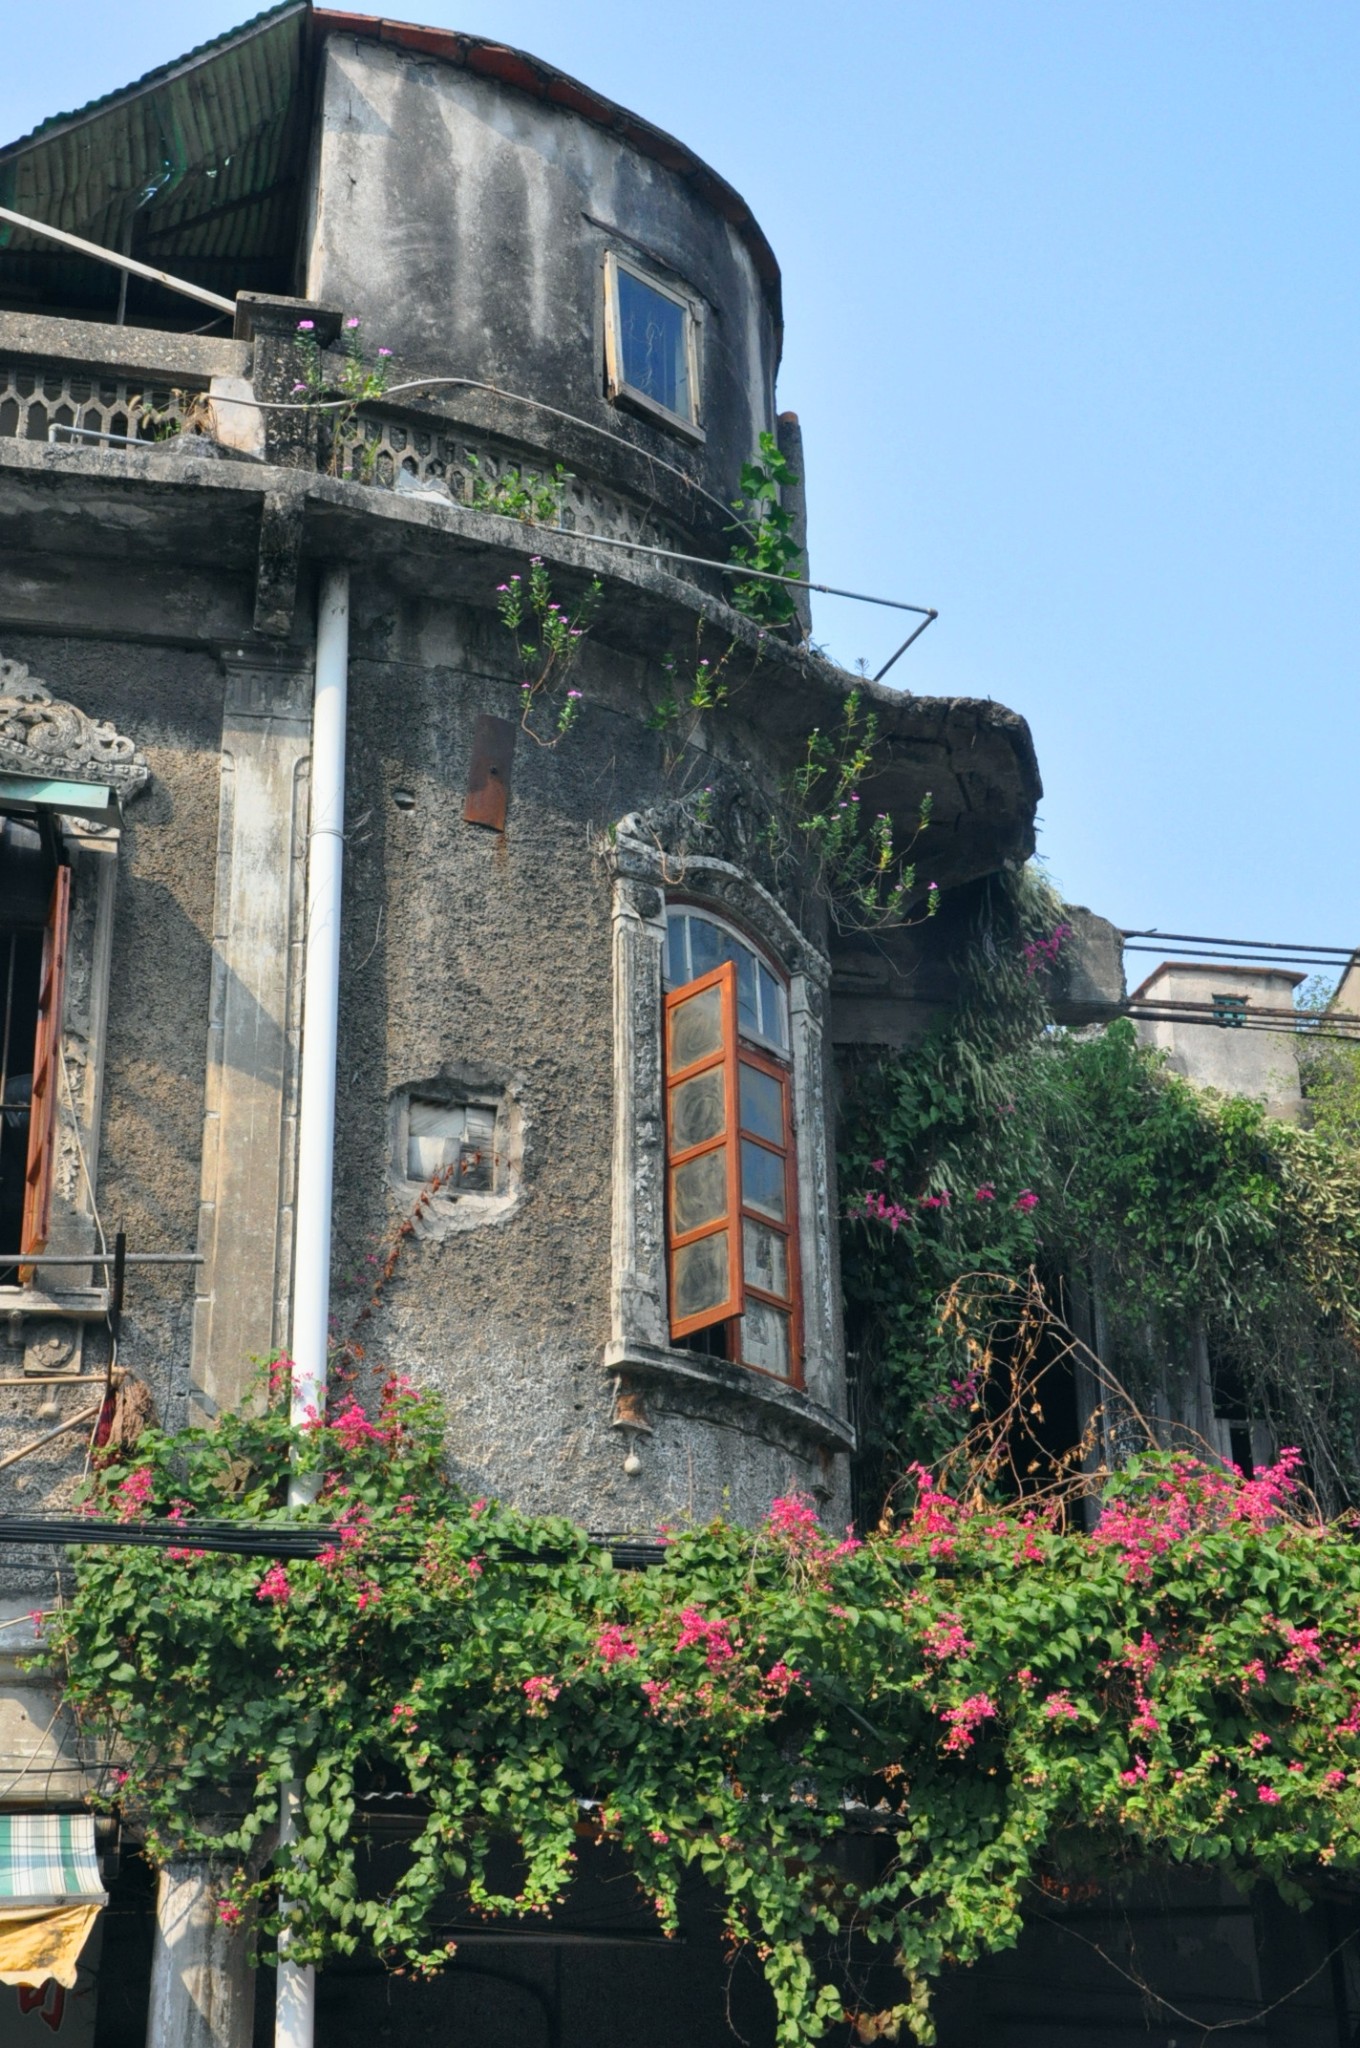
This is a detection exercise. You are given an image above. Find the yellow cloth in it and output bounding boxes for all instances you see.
[0,1902,101,1988]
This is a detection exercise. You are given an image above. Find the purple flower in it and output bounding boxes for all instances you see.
[378,347,392,358]
[296,319,315,332]
[567,688,583,699]
[346,316,360,329]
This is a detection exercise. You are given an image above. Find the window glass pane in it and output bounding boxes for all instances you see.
[736,949,760,1038]
[670,1069,725,1152]
[408,1100,463,1180]
[673,1233,729,1321]
[757,964,787,1048]
[743,1217,788,1299]
[672,1148,727,1236]
[739,1062,783,1144]
[739,1299,790,1377]
[617,268,690,420]
[688,915,724,979]
[668,984,722,1069]
[665,916,688,989]
[741,1139,785,1220]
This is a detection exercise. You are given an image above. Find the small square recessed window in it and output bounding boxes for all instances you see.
[604,252,703,439]
[1211,994,1249,1030]
[406,1098,497,1191]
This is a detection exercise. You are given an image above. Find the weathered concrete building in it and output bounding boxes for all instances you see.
[0,7,1044,2040]
[0,8,1352,2045]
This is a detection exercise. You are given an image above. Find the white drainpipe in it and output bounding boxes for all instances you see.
[277,562,350,2048]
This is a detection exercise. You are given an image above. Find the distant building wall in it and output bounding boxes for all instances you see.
[1131,960,1304,1122]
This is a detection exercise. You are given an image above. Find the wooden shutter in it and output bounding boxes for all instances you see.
[20,864,72,1259]
[664,959,743,1341]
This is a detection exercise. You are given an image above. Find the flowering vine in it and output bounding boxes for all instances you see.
[46,1376,1360,2045]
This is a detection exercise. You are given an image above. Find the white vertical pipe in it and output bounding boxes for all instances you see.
[277,563,349,2048]
[289,563,349,1471]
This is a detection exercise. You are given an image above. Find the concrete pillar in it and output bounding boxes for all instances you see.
[190,646,311,1420]
[146,1860,254,2048]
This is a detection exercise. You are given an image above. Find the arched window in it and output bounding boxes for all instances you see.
[662,906,800,1381]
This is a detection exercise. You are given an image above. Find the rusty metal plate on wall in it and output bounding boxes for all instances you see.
[463,714,516,832]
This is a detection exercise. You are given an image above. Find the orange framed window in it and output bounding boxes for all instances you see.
[663,921,802,1384]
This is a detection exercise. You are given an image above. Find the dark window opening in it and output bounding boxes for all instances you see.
[0,815,68,1275]
[1212,992,1249,1028]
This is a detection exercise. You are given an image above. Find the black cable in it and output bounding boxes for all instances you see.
[0,1516,666,1570]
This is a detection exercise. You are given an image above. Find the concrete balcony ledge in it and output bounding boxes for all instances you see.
[604,1337,856,1453]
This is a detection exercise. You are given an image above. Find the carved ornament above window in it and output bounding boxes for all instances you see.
[0,657,150,803]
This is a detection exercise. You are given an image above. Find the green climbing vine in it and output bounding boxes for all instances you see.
[49,1377,1360,2045]
[839,871,1360,1507]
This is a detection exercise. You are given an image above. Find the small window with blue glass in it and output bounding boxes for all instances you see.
[604,251,703,440]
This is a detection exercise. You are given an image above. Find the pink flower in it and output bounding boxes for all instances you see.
[256,1564,290,1604]
[869,1159,886,1174]
[217,1902,245,1929]
[1279,1623,1325,1675]
[595,1625,639,1665]
[296,319,315,332]
[940,1693,997,1754]
[1242,1659,1267,1688]
[676,1607,736,1669]
[923,1615,974,1662]
[763,1660,803,1696]
[1043,1691,1080,1724]
[1014,1189,1039,1213]
[390,1700,418,1729]
[649,1829,670,1845]
[1258,1785,1281,1804]
[1325,1769,1347,1787]
[1120,1754,1149,1786]
[523,1675,561,1707]
[1249,1731,1271,1753]
[112,1465,154,1522]
[974,1184,996,1202]
[378,346,393,357]
[767,1493,822,1548]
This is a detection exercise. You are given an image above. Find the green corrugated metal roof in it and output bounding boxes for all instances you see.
[0,1,308,317]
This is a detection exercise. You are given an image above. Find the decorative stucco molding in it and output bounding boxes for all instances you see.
[603,821,850,1452]
[0,655,151,801]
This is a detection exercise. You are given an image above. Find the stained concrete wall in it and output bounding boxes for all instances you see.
[304,36,777,538]
[333,576,847,1533]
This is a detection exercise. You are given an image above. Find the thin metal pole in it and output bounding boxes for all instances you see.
[0,205,235,316]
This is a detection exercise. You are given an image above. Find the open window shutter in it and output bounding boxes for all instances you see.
[20,864,72,1259]
[664,959,743,1341]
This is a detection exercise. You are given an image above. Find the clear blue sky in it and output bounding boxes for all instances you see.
[5,2,1357,948]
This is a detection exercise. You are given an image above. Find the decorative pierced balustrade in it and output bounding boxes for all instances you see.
[0,361,199,447]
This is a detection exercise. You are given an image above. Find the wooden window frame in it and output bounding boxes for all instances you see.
[734,1042,803,1386]
[20,863,72,1261]
[664,960,742,1340]
[663,943,804,1387]
[603,249,705,443]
